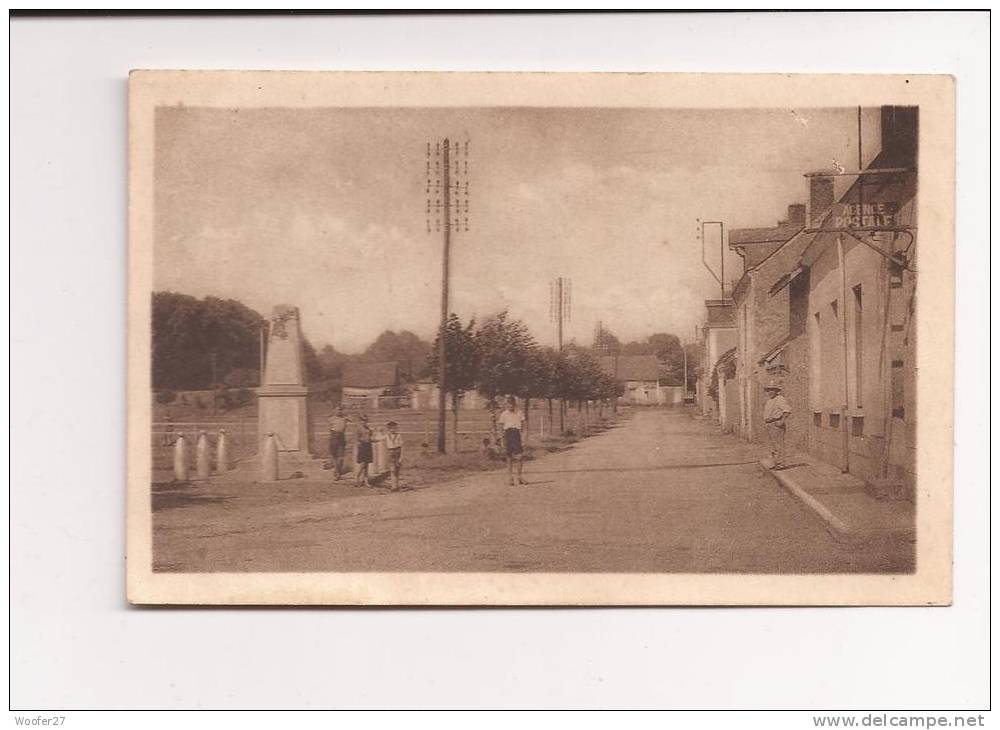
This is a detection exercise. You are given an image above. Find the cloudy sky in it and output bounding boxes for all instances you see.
[154,105,880,352]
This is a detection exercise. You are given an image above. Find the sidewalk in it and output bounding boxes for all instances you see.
[766,453,915,543]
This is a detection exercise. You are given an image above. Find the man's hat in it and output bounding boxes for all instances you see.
[764,381,783,392]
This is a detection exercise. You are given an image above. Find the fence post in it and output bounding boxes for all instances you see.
[262,432,279,481]
[173,433,189,483]
[217,429,230,472]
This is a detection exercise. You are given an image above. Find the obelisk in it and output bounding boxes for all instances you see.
[257,305,311,456]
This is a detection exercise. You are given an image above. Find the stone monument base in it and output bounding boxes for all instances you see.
[257,383,311,454]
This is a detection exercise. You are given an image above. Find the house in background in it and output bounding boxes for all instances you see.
[341,361,400,409]
[600,355,665,405]
[697,299,737,419]
[409,381,487,411]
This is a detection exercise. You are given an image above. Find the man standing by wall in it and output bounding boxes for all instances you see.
[763,382,791,470]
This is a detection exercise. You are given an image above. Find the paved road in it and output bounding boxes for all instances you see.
[152,409,913,573]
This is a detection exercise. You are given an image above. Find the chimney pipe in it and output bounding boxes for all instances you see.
[807,175,835,227]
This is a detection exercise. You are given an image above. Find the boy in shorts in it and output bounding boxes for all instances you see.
[499,396,526,486]
[380,420,404,492]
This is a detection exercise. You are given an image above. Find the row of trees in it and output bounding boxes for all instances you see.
[428,311,626,446]
[153,292,425,391]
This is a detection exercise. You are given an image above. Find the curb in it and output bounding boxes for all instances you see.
[766,466,852,538]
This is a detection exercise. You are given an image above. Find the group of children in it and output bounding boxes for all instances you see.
[327,405,404,491]
[327,395,531,492]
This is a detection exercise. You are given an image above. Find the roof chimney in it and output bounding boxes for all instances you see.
[807,175,835,227]
[787,204,806,227]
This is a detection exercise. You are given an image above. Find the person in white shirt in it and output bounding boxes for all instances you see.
[498,396,526,486]
[762,382,792,469]
[376,420,405,492]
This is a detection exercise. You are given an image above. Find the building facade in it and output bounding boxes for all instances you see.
[698,299,737,419]
[729,203,816,453]
[726,105,918,496]
[801,107,917,493]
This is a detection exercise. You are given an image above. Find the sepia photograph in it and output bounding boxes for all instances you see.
[127,71,954,605]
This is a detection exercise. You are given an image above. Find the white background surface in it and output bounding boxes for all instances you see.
[9,11,990,711]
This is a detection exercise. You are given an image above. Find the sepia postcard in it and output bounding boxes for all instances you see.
[128,71,954,605]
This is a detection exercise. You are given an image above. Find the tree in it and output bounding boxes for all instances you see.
[474,311,538,440]
[563,351,605,432]
[426,314,479,450]
[362,329,432,382]
[152,292,266,390]
[317,344,349,381]
[683,341,704,393]
[534,347,566,436]
[301,336,324,384]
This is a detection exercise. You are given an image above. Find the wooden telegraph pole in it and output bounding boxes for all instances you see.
[436,139,451,454]
[427,138,469,455]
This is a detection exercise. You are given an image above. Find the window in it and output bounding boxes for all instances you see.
[813,412,822,427]
[829,413,840,429]
[853,284,863,408]
[851,416,864,437]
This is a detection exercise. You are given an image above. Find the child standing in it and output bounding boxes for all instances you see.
[499,396,527,486]
[379,421,404,492]
[327,404,349,481]
[354,414,373,487]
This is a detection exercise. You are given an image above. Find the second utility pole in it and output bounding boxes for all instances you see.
[437,139,451,454]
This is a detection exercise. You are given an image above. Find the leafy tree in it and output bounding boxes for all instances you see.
[474,311,538,439]
[301,336,324,384]
[426,314,479,449]
[534,347,566,433]
[683,341,704,393]
[152,292,266,390]
[362,330,432,382]
[317,344,349,381]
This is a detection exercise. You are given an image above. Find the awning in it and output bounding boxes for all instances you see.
[768,265,806,296]
[758,335,792,366]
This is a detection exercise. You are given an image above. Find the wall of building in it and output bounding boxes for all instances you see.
[734,232,814,449]
[806,192,916,490]
[720,376,739,433]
